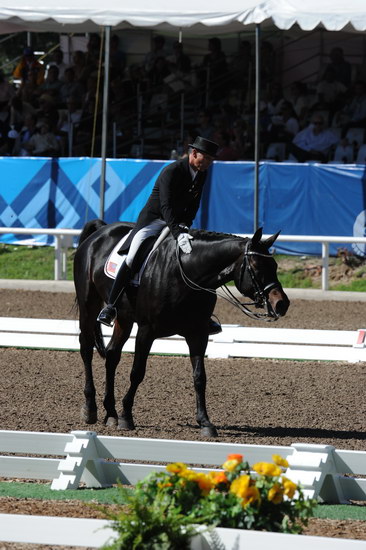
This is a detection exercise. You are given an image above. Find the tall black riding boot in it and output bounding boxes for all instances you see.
[97,262,132,327]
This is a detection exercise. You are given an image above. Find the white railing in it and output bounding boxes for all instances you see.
[1,227,366,289]
[0,227,80,280]
[1,429,366,502]
[1,429,366,548]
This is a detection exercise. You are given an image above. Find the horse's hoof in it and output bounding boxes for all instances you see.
[201,426,218,438]
[105,416,118,427]
[118,417,135,430]
[81,406,97,424]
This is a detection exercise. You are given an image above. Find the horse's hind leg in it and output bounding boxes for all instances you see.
[103,320,133,427]
[186,333,218,438]
[118,326,154,430]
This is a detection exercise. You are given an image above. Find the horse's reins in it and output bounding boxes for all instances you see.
[175,240,280,321]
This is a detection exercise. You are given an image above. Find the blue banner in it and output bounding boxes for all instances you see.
[0,157,366,256]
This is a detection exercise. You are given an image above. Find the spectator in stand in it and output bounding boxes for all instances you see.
[36,65,63,104]
[17,68,40,108]
[57,95,83,154]
[228,40,253,93]
[9,95,36,133]
[0,99,12,154]
[69,50,88,87]
[267,101,300,144]
[147,56,171,91]
[45,49,68,81]
[201,37,228,104]
[59,67,85,107]
[213,129,238,160]
[23,119,61,157]
[13,47,44,86]
[36,93,59,132]
[230,117,252,160]
[73,97,102,156]
[144,35,168,74]
[167,41,191,75]
[333,80,366,138]
[0,71,15,104]
[286,81,311,128]
[325,47,352,88]
[289,113,339,162]
[315,67,347,114]
[266,82,287,116]
[194,109,215,140]
[12,113,38,156]
[109,34,126,80]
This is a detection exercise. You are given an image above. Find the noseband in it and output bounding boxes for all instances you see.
[176,240,280,321]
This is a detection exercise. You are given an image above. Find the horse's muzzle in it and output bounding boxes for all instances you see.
[268,287,290,317]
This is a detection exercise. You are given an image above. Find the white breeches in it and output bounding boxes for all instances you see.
[126,219,167,267]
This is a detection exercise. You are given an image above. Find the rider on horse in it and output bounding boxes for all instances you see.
[97,135,222,334]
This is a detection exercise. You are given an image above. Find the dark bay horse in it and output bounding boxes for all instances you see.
[73,220,290,437]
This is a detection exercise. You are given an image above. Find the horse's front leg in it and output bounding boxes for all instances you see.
[186,332,218,438]
[103,320,133,427]
[118,325,154,430]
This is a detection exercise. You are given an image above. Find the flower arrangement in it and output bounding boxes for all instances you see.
[102,453,316,550]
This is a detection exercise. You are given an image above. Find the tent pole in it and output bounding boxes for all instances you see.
[254,23,261,232]
[99,25,111,220]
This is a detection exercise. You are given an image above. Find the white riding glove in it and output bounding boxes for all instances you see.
[177,232,193,254]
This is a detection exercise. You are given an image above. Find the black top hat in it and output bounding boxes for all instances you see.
[189,136,219,157]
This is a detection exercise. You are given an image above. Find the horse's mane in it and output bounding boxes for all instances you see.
[191,229,244,242]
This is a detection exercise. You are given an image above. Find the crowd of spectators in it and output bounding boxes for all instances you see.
[0,35,365,162]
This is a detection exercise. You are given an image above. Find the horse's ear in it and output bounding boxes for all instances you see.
[263,230,281,249]
[252,227,263,245]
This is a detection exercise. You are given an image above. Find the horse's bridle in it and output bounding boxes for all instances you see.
[175,240,281,321]
[236,240,280,320]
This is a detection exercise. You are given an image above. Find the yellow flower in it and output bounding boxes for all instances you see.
[195,473,215,495]
[268,483,284,504]
[272,454,289,469]
[241,485,261,508]
[166,462,187,475]
[209,471,228,485]
[179,469,200,482]
[230,475,251,498]
[252,462,282,477]
[231,477,261,508]
[282,477,298,499]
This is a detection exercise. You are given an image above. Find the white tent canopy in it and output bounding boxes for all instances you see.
[268,0,366,32]
[0,0,365,35]
[0,0,270,35]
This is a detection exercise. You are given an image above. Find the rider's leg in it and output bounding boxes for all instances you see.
[98,220,167,327]
[97,261,132,327]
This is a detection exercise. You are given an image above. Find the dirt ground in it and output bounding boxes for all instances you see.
[0,288,366,546]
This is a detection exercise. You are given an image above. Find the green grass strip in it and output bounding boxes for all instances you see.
[313,504,366,521]
[1,482,366,521]
[0,481,130,504]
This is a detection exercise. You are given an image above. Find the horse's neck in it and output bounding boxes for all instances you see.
[190,238,244,288]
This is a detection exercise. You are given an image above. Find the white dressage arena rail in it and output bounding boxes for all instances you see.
[1,429,366,503]
[1,429,366,548]
[1,226,366,289]
[1,317,366,362]
[1,513,366,549]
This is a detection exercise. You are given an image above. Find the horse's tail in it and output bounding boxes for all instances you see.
[77,219,107,247]
[75,219,108,358]
[94,321,107,358]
